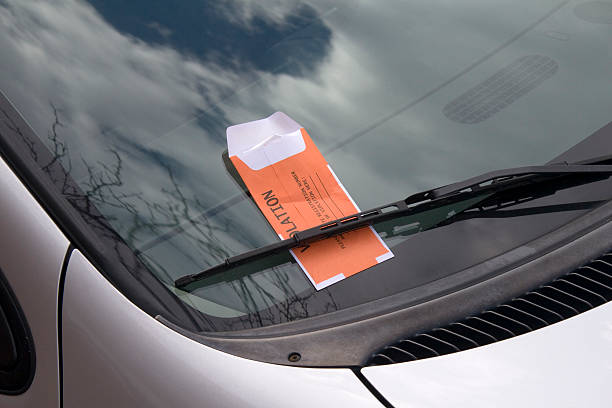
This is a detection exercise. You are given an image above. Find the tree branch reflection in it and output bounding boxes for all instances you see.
[6,103,340,329]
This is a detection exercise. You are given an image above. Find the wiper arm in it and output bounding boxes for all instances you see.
[175,157,612,289]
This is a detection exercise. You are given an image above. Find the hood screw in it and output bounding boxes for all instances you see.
[288,352,301,362]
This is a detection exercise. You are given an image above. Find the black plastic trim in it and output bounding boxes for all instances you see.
[4,86,612,366]
[0,268,35,395]
[159,198,612,366]
[368,248,612,365]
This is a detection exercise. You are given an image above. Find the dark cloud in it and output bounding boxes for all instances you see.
[86,0,332,77]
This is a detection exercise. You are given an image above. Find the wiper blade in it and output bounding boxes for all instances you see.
[175,157,612,289]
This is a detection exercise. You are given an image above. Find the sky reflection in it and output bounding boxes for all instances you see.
[1,0,612,319]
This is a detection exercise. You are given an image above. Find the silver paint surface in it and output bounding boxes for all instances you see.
[0,157,69,407]
[363,299,612,407]
[61,250,382,407]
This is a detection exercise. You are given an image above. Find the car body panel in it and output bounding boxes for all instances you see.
[61,250,382,408]
[0,157,68,406]
[362,299,612,407]
[0,2,611,405]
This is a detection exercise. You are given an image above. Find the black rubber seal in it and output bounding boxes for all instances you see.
[352,368,394,408]
[57,244,74,407]
[0,267,36,395]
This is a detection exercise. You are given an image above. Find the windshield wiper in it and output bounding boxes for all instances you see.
[175,156,612,289]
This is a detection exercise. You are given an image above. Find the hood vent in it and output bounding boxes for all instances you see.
[368,252,612,366]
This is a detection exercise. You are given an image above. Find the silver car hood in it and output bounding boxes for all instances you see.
[362,300,612,407]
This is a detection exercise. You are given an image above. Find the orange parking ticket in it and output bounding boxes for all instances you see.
[227,112,393,290]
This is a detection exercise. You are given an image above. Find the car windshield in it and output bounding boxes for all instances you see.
[1,0,612,329]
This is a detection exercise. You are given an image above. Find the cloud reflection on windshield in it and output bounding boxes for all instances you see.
[1,0,612,325]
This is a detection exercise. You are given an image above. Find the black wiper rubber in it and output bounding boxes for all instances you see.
[175,158,612,289]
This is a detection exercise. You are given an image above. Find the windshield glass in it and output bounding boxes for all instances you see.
[1,0,612,328]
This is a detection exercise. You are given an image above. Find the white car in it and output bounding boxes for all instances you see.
[1,1,611,407]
